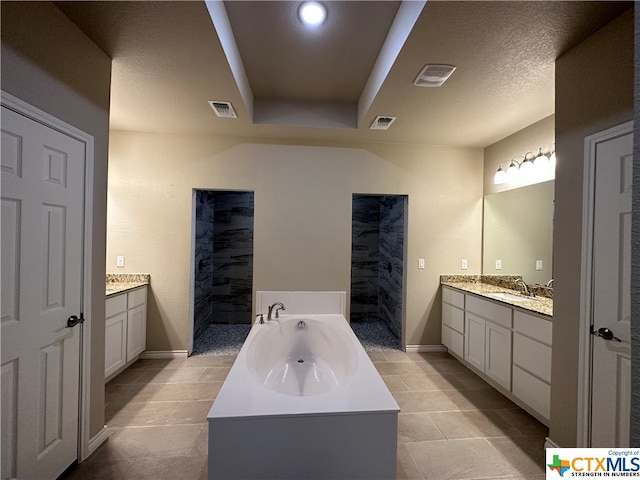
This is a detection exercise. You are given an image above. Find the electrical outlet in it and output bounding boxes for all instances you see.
[418,258,425,270]
[495,259,502,270]
[116,255,125,268]
[461,259,468,270]
[536,260,543,271]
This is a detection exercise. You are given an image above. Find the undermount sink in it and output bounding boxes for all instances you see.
[489,292,528,302]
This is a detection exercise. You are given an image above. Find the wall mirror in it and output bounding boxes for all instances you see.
[482,180,554,286]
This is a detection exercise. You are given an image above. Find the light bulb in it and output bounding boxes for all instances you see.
[494,168,507,185]
[506,161,520,181]
[299,2,326,26]
[534,148,549,168]
[519,158,534,174]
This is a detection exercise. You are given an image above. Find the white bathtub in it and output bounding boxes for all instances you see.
[208,312,399,479]
[248,316,357,397]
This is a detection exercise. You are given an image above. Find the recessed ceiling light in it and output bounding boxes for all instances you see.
[299,2,326,26]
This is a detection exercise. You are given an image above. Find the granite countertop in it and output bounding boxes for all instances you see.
[106,273,150,297]
[441,275,553,317]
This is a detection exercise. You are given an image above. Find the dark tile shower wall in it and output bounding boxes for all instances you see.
[350,196,381,323]
[210,192,254,324]
[193,191,254,343]
[378,196,404,339]
[350,195,405,340]
[193,191,215,340]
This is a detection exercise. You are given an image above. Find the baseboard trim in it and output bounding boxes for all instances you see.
[545,437,560,449]
[138,350,189,359]
[405,344,448,353]
[83,426,108,461]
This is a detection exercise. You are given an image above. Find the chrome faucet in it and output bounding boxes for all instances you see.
[546,279,554,288]
[515,279,533,297]
[267,302,286,320]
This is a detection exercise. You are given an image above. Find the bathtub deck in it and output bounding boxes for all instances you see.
[208,410,398,479]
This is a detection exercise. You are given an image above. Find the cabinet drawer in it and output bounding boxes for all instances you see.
[442,303,464,333]
[106,293,127,318]
[514,311,552,346]
[128,287,147,309]
[512,365,550,420]
[442,325,464,358]
[513,333,552,383]
[442,287,464,309]
[466,295,512,328]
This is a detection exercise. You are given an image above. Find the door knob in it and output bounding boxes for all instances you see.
[66,314,85,328]
[592,327,622,342]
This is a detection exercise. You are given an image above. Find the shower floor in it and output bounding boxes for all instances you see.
[191,320,401,356]
[350,321,401,351]
[191,323,251,356]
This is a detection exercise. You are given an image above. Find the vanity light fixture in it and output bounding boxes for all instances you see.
[534,147,549,167]
[506,157,522,182]
[493,165,508,185]
[299,1,327,26]
[548,145,557,170]
[494,157,521,185]
[493,146,556,185]
[518,152,535,174]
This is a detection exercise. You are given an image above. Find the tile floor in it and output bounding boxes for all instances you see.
[65,351,547,480]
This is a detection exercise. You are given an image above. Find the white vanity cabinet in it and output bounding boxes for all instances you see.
[105,294,127,378]
[464,295,512,391]
[441,287,465,358]
[512,310,552,420]
[126,287,147,361]
[441,285,552,424]
[105,286,147,380]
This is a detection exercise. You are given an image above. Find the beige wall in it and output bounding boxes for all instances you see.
[483,115,555,196]
[552,8,634,447]
[107,132,483,350]
[1,3,111,440]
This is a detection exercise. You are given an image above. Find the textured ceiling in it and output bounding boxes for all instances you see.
[56,0,632,148]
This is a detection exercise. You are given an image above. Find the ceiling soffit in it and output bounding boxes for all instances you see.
[54,1,633,147]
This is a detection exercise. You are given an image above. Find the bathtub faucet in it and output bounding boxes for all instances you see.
[267,302,286,321]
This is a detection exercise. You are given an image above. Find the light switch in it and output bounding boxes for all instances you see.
[418,258,425,270]
[461,259,468,270]
[495,259,502,270]
[536,260,543,271]
[116,255,125,268]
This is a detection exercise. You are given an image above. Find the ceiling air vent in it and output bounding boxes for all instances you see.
[413,64,456,87]
[208,100,237,119]
[370,116,396,130]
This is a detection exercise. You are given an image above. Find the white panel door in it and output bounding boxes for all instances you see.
[590,130,632,447]
[1,106,85,479]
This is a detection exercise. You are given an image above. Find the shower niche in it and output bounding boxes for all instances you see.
[192,190,254,349]
[350,194,407,343]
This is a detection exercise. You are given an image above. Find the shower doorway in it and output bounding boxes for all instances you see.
[189,190,254,355]
[350,194,407,350]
